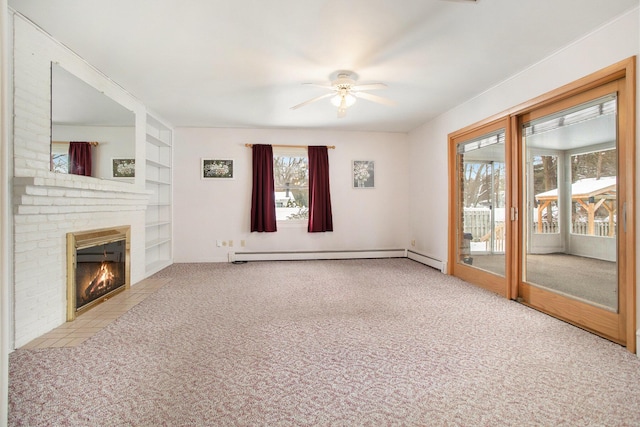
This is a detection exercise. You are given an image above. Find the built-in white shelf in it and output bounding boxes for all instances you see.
[146,178,171,186]
[145,220,172,228]
[147,132,171,147]
[145,237,172,250]
[145,113,173,276]
[146,158,170,169]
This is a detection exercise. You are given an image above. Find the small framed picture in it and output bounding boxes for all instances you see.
[352,160,374,188]
[112,158,135,178]
[202,158,234,179]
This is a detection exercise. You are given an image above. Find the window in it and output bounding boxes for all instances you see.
[273,147,308,221]
[532,153,559,234]
[570,148,617,236]
[51,142,69,173]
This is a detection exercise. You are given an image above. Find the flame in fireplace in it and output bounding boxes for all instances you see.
[83,261,115,301]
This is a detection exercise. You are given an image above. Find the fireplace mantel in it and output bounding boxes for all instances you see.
[13,175,151,215]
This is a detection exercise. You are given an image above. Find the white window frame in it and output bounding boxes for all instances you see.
[273,146,309,224]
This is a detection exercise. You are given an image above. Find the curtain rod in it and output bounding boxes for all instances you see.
[52,141,100,146]
[244,143,335,149]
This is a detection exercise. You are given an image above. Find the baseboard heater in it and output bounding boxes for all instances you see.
[229,249,406,263]
[229,248,446,273]
[406,250,446,273]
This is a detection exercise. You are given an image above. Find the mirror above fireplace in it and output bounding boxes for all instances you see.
[51,63,136,181]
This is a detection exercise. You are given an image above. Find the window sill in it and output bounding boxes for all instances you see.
[276,220,308,228]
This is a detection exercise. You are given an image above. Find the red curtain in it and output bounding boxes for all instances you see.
[68,142,92,176]
[251,144,277,232]
[308,146,333,232]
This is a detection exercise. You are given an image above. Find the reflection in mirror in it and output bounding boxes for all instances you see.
[51,63,136,181]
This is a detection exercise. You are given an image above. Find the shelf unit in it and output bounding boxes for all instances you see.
[145,114,173,276]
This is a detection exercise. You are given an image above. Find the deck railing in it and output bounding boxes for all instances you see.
[463,209,615,243]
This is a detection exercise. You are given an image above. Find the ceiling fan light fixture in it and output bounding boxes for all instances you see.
[330,93,356,108]
[291,70,392,118]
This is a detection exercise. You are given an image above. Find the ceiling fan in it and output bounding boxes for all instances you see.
[290,70,395,118]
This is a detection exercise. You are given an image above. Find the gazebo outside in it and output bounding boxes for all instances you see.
[535,176,616,237]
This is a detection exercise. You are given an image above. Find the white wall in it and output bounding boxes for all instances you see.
[174,127,410,262]
[408,6,639,339]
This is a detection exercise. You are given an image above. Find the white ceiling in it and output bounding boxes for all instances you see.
[9,0,639,133]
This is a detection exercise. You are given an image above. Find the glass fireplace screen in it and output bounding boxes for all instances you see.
[75,240,126,311]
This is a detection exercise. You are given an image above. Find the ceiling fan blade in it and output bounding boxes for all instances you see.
[351,83,387,91]
[302,83,335,90]
[290,93,334,110]
[354,91,396,106]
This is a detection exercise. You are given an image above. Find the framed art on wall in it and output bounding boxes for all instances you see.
[202,158,234,179]
[352,160,374,188]
[112,158,135,178]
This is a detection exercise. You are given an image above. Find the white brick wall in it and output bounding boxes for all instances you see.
[12,14,152,347]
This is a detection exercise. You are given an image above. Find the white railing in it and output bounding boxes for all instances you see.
[569,221,616,237]
[463,209,493,242]
[535,222,559,234]
[464,209,615,241]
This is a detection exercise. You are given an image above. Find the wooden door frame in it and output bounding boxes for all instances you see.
[447,56,636,352]
[448,118,512,298]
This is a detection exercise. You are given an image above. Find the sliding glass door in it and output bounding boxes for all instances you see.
[522,95,617,311]
[518,81,630,344]
[448,58,635,351]
[450,120,511,297]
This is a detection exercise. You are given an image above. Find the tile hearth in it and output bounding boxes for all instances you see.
[20,277,170,349]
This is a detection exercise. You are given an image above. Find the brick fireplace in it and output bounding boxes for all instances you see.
[12,175,149,346]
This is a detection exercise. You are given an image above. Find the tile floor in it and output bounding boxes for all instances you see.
[20,277,171,349]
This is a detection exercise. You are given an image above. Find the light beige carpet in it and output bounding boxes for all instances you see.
[8,259,640,426]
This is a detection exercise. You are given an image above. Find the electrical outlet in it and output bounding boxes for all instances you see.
[241,240,246,247]
[216,240,222,247]
[229,240,234,247]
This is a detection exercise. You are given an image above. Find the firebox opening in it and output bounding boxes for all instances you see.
[67,226,130,321]
[76,241,126,310]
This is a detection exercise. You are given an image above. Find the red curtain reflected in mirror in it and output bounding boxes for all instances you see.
[69,141,92,176]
